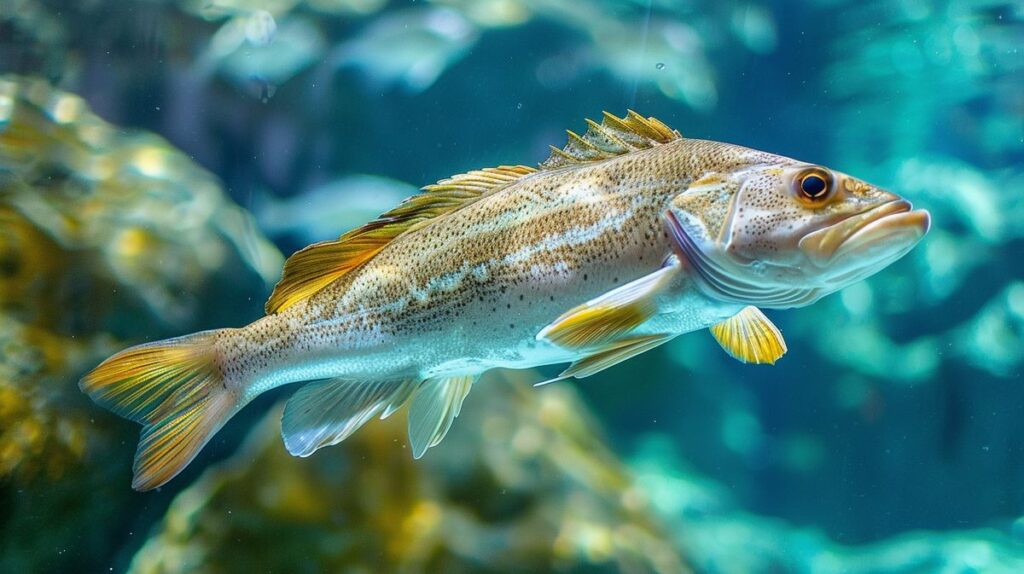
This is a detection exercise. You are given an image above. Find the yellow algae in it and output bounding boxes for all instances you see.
[0,77,284,492]
[48,94,84,125]
[132,146,171,178]
[0,75,282,326]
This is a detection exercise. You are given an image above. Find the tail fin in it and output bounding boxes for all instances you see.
[79,330,239,491]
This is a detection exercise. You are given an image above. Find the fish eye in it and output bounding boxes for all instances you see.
[796,169,832,201]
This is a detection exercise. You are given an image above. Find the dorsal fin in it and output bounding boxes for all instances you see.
[540,110,681,170]
[265,165,536,313]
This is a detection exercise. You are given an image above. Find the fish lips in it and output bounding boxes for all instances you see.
[799,200,931,272]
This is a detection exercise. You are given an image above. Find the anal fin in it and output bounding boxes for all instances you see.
[537,263,680,350]
[282,378,414,457]
[709,306,787,364]
[407,375,475,458]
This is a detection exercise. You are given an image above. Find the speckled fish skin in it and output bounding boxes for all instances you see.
[222,138,769,397]
[80,112,930,490]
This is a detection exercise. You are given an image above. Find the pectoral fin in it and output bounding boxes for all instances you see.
[407,375,476,458]
[537,263,680,350]
[710,306,787,365]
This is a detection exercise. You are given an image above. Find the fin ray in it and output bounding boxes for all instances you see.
[709,306,787,364]
[268,110,682,314]
[541,110,680,169]
[407,375,475,458]
[281,378,413,457]
[79,330,239,491]
[560,334,675,380]
[537,263,680,349]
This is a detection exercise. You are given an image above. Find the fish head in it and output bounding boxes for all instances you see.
[667,158,931,308]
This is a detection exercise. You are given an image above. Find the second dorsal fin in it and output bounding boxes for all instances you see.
[541,110,681,170]
[265,165,536,314]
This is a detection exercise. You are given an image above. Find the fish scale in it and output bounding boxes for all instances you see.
[294,149,686,369]
[79,111,930,490]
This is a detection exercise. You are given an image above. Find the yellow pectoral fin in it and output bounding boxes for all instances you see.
[537,263,680,350]
[710,306,787,365]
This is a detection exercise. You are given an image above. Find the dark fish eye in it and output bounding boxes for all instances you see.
[797,170,831,200]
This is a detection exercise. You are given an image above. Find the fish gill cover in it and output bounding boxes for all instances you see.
[0,0,1022,573]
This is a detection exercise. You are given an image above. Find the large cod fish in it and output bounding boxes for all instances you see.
[81,112,930,490]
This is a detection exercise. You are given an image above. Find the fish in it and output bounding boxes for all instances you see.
[197,14,325,97]
[586,19,718,111]
[325,7,479,92]
[254,175,420,244]
[79,111,931,490]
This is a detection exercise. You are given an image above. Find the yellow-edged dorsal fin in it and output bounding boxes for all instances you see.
[541,110,681,170]
[710,306,787,365]
[537,262,680,349]
[265,165,537,313]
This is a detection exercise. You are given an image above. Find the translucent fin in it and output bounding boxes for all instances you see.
[281,378,413,457]
[561,334,674,380]
[78,330,239,491]
[382,379,419,419]
[407,375,475,459]
[541,110,681,169]
[709,306,787,365]
[537,263,680,350]
[266,166,535,314]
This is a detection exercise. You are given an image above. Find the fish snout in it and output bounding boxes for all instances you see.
[799,200,931,268]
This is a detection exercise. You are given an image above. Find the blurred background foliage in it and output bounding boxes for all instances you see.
[1,0,1022,572]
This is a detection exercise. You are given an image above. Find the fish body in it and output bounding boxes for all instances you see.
[80,112,930,490]
[240,138,748,390]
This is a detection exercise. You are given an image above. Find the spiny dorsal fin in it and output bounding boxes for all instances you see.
[266,165,536,313]
[541,110,681,170]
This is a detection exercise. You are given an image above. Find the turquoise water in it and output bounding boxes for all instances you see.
[1,0,1023,572]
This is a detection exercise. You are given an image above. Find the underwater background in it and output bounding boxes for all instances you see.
[1,0,1023,572]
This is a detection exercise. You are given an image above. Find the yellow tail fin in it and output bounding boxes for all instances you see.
[79,330,238,491]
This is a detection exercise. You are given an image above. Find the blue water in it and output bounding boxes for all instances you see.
[2,0,1023,572]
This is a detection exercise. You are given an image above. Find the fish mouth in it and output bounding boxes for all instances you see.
[799,200,931,268]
